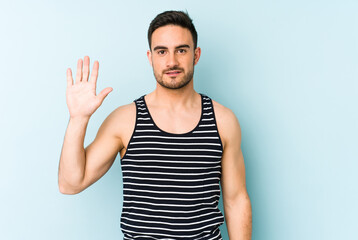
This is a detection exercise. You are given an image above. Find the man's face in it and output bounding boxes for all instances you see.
[147,25,201,90]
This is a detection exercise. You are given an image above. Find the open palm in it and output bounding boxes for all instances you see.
[66,56,112,119]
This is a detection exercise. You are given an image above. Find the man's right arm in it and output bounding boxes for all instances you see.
[58,56,118,194]
[58,108,126,194]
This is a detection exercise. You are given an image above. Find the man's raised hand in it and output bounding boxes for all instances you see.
[66,56,113,119]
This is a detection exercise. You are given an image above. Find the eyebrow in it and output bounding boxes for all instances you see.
[153,44,190,51]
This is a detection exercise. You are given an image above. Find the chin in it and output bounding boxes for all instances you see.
[165,80,192,90]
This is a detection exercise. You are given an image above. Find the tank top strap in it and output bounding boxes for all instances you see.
[195,93,223,151]
[134,95,148,117]
[132,95,158,133]
[197,93,215,124]
[133,95,145,105]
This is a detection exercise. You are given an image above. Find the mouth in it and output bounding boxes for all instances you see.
[165,70,182,77]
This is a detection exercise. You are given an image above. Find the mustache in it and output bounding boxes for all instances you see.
[163,67,184,73]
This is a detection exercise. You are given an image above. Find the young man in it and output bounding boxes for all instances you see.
[58,10,252,240]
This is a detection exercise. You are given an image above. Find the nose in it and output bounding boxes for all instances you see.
[166,52,179,68]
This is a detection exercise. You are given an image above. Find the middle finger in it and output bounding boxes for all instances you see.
[82,56,90,82]
[75,58,83,83]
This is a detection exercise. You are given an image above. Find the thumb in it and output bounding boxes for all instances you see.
[97,87,113,102]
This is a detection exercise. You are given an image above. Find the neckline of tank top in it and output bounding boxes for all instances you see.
[139,93,206,136]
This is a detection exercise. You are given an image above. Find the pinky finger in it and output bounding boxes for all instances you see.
[67,68,73,87]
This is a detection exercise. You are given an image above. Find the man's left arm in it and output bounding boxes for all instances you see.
[217,105,252,239]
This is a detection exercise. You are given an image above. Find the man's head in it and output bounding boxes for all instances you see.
[147,10,198,51]
[147,10,201,90]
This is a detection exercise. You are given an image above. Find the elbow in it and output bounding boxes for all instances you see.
[224,191,251,209]
[58,184,79,195]
[58,178,84,195]
[58,171,85,195]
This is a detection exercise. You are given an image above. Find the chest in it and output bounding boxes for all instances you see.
[149,107,201,134]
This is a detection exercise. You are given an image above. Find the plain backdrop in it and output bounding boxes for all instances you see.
[0,0,357,239]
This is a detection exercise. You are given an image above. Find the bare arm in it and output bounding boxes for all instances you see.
[215,102,252,239]
[58,56,116,194]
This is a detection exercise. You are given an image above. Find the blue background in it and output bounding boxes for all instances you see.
[0,0,357,239]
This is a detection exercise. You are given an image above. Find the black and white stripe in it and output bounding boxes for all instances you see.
[120,93,224,240]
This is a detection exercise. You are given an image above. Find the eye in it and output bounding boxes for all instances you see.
[157,50,166,55]
[177,49,187,54]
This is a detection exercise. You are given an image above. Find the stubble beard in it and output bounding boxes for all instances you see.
[153,66,194,90]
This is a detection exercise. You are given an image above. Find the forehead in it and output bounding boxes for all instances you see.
[151,25,193,49]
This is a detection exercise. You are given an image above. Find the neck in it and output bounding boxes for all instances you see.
[147,80,199,109]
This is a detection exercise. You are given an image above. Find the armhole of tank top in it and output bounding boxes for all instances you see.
[210,98,224,153]
[120,100,138,161]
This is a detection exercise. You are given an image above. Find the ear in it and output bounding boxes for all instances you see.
[147,50,153,66]
[194,47,201,66]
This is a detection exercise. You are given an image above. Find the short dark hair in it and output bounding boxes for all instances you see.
[147,10,198,50]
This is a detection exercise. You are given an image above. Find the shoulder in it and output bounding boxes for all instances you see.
[211,98,242,150]
[109,101,136,122]
[102,100,136,123]
[99,101,136,138]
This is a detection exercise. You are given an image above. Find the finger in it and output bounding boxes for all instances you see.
[66,68,73,87]
[82,56,90,82]
[89,60,99,85]
[97,87,113,103]
[75,58,83,83]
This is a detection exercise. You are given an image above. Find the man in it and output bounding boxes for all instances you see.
[58,10,252,240]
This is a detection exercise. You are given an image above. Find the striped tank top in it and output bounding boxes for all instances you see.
[120,93,225,239]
